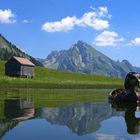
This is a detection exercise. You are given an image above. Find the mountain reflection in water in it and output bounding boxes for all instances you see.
[1,93,140,140]
[35,102,113,135]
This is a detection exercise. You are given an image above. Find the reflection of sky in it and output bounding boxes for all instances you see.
[2,116,140,140]
[2,119,94,140]
[92,116,140,140]
[135,112,140,118]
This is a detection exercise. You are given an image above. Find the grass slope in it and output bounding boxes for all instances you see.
[0,61,123,88]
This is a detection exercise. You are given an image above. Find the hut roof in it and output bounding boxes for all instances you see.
[13,56,35,66]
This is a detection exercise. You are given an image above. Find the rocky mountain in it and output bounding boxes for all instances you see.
[42,40,140,77]
[0,34,43,66]
[35,102,122,136]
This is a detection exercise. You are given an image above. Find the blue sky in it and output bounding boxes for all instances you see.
[0,0,140,66]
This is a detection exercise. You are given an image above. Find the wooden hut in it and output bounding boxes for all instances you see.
[5,56,35,77]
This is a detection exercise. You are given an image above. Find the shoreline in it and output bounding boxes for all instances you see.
[0,82,122,89]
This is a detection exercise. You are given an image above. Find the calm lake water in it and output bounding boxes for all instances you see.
[0,88,140,140]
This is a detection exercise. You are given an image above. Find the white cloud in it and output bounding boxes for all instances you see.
[77,8,110,30]
[42,16,77,32]
[89,6,96,11]
[129,37,140,46]
[84,18,109,30]
[0,9,16,23]
[94,30,124,46]
[98,7,108,17]
[42,6,110,32]
[23,19,32,23]
[23,19,29,23]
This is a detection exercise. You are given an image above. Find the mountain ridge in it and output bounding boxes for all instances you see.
[0,34,43,66]
[41,40,140,77]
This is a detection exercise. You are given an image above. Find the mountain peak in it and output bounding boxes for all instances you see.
[76,40,90,46]
[41,40,140,77]
[72,40,93,51]
[77,40,85,45]
[122,59,131,65]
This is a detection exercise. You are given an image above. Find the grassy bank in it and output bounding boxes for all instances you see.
[0,61,123,89]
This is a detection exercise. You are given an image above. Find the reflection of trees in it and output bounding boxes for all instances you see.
[0,119,18,139]
[35,102,120,135]
[0,98,34,139]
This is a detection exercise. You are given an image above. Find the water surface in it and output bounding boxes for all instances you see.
[0,89,140,140]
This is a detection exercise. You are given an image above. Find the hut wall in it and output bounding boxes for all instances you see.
[20,65,34,77]
[5,59,21,76]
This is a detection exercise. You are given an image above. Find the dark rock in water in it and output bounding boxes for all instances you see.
[109,72,140,102]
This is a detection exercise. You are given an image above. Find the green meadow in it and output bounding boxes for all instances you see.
[0,61,123,89]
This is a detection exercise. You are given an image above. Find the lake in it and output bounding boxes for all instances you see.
[0,88,140,140]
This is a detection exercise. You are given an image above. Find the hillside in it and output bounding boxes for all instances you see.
[41,41,140,77]
[0,34,43,66]
[0,61,123,89]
